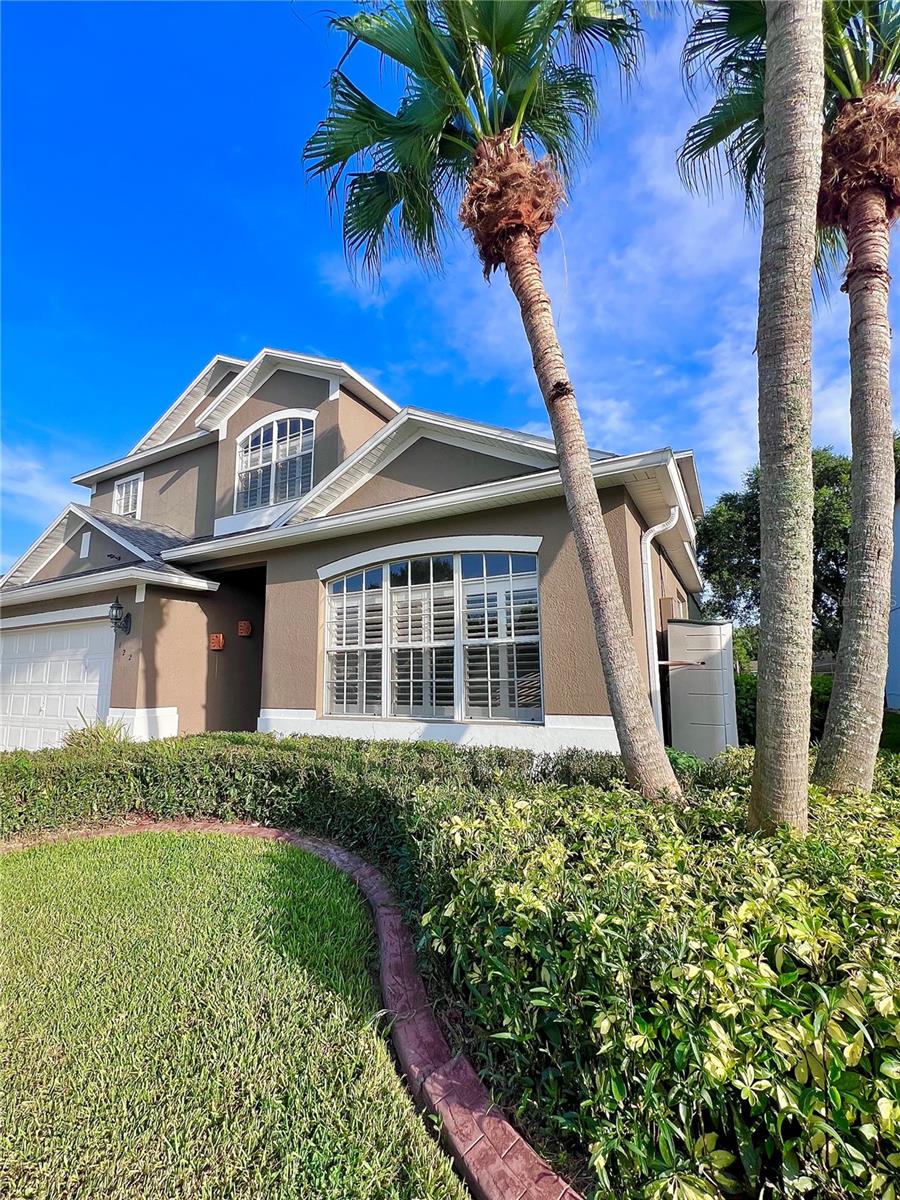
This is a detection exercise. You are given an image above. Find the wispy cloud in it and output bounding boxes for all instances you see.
[1,441,81,541]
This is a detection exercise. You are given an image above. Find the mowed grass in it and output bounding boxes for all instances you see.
[0,833,466,1200]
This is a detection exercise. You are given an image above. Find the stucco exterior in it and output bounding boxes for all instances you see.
[253,492,633,719]
[33,520,140,582]
[331,437,530,515]
[1,345,705,753]
[92,441,218,538]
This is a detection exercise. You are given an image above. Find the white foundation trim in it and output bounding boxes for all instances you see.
[108,707,179,741]
[0,603,111,630]
[257,710,618,753]
[317,535,543,581]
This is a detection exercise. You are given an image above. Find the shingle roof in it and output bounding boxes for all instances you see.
[72,504,190,557]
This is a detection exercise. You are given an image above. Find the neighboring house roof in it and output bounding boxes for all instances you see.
[0,503,192,591]
[193,347,401,432]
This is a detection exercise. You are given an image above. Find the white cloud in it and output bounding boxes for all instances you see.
[1,441,81,527]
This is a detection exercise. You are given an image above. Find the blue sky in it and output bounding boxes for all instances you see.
[3,1,898,568]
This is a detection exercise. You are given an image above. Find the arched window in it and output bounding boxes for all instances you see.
[235,411,315,513]
[325,549,543,723]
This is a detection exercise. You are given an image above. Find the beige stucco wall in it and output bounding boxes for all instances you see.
[91,442,218,538]
[214,372,387,518]
[32,519,140,583]
[330,438,529,515]
[248,490,634,719]
[135,583,265,733]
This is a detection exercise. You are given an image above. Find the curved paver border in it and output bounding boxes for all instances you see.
[4,818,583,1200]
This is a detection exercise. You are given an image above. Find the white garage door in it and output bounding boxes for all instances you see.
[1,620,114,750]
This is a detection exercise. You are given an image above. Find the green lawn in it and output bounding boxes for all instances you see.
[1,833,466,1200]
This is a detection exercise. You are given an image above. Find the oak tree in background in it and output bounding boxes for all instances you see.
[304,0,681,800]
[698,447,853,655]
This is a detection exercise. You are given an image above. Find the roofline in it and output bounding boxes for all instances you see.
[0,565,220,608]
[0,502,158,589]
[72,429,217,487]
[128,354,247,455]
[269,406,564,529]
[165,447,675,561]
[674,450,705,518]
[193,347,400,431]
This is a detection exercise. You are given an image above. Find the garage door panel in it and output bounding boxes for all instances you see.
[1,619,114,750]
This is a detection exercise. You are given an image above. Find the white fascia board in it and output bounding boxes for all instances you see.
[73,506,155,564]
[73,430,216,487]
[273,407,561,530]
[163,447,675,564]
[0,502,155,589]
[272,412,413,526]
[674,450,704,518]
[129,355,247,455]
[0,508,72,588]
[403,407,559,461]
[317,535,543,581]
[193,348,400,434]
[0,602,111,630]
[0,566,220,608]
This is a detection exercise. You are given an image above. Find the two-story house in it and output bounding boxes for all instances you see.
[1,347,708,752]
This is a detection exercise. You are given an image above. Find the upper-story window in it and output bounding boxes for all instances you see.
[113,472,142,519]
[235,411,315,513]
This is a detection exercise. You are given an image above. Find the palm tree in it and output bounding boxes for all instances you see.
[681,0,824,832]
[813,7,900,791]
[304,0,681,800]
[680,0,900,797]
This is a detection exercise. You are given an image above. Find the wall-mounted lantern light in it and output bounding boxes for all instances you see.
[108,595,131,635]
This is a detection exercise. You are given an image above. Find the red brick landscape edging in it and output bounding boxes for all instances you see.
[6,818,582,1200]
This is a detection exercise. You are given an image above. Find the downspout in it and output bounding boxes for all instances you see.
[641,506,679,735]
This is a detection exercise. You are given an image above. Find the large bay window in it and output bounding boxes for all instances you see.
[236,411,314,513]
[326,551,543,722]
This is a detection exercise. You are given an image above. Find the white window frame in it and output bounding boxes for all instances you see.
[324,549,544,724]
[78,531,91,559]
[113,472,143,519]
[233,408,316,515]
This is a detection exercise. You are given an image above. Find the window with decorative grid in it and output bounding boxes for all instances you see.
[113,474,142,518]
[235,413,314,513]
[325,551,542,722]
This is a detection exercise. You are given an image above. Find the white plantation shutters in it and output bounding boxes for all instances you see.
[236,416,314,512]
[325,551,542,722]
[461,553,542,721]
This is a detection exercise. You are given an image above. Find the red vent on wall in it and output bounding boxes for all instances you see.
[209,632,225,651]
[237,620,252,638]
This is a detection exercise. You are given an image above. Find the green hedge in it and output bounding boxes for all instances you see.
[2,734,899,1199]
[734,673,834,746]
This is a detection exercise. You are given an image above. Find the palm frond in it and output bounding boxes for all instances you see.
[678,61,765,208]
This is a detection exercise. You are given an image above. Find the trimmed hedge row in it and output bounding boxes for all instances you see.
[2,734,899,1199]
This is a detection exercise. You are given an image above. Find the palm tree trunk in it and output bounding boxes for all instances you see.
[502,229,681,801]
[813,187,894,792]
[749,0,823,834]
